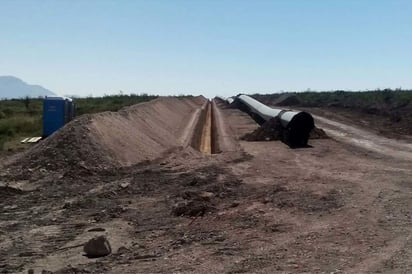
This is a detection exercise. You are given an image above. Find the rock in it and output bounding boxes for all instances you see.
[63,201,73,209]
[230,201,240,208]
[172,200,212,217]
[172,201,189,216]
[199,191,214,200]
[88,227,106,232]
[120,182,130,189]
[117,246,131,254]
[4,204,18,210]
[83,235,112,258]
[28,269,34,274]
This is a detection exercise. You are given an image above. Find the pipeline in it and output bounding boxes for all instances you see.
[215,96,235,105]
[229,94,314,148]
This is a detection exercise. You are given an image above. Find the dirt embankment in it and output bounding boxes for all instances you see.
[2,96,207,177]
[90,96,207,166]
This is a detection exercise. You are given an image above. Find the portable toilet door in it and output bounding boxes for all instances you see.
[42,96,73,137]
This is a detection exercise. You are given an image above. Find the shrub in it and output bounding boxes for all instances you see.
[2,108,14,116]
[0,122,15,137]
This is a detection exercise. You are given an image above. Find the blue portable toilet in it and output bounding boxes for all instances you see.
[42,96,75,137]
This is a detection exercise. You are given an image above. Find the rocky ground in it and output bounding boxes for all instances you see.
[0,97,411,273]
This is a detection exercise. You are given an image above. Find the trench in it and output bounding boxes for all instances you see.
[199,102,212,154]
[191,100,218,154]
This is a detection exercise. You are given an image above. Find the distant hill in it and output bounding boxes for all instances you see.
[0,76,55,99]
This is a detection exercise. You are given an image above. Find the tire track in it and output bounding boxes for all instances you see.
[314,115,412,162]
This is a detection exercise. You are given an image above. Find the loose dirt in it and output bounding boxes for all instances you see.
[240,116,328,143]
[300,106,412,142]
[2,96,207,177]
[0,96,411,273]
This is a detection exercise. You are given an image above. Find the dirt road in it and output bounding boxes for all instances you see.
[0,97,410,273]
[314,114,412,162]
[218,101,412,273]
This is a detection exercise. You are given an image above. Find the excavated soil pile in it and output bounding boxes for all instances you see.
[273,94,301,106]
[90,96,206,166]
[6,96,206,175]
[7,115,114,176]
[241,117,283,141]
[309,127,328,139]
[241,117,328,142]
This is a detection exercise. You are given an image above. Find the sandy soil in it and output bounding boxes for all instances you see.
[300,107,412,143]
[0,97,411,273]
[313,114,412,162]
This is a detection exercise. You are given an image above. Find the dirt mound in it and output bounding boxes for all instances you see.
[273,94,301,106]
[172,198,214,217]
[264,186,343,213]
[241,117,328,142]
[241,117,283,141]
[9,114,114,176]
[309,127,328,139]
[90,96,207,166]
[5,96,207,175]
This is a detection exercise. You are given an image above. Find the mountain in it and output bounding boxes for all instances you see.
[0,76,55,99]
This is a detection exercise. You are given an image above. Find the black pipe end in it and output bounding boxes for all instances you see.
[283,112,314,148]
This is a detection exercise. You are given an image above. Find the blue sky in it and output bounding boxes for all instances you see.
[1,0,411,98]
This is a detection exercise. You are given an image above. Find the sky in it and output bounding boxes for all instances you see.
[1,0,411,98]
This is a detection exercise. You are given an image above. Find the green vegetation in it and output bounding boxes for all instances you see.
[74,93,157,115]
[292,89,412,108]
[254,89,412,110]
[0,94,157,151]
